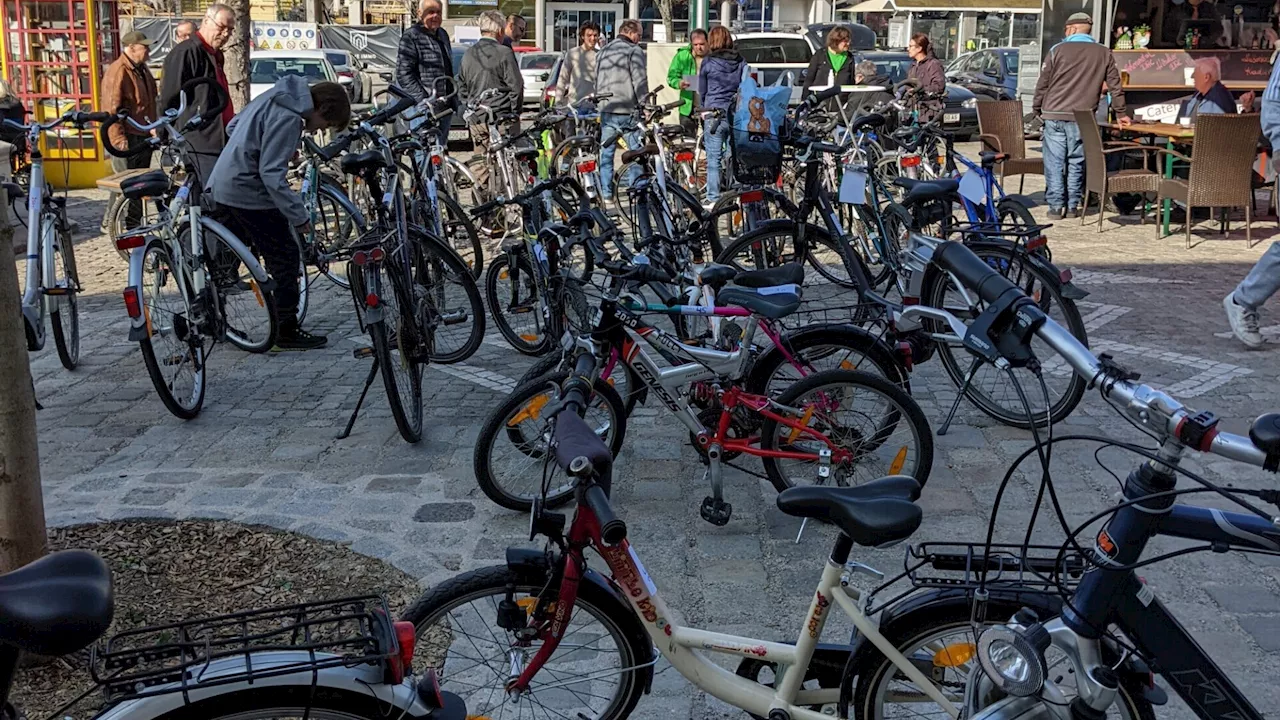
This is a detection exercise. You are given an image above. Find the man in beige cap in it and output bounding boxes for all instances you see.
[100,30,158,230]
[1032,12,1129,219]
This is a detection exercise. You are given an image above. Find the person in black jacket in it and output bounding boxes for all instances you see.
[160,3,234,186]
[801,25,854,100]
[396,0,456,138]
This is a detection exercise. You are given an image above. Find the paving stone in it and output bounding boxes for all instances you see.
[207,472,262,488]
[1237,616,1280,652]
[293,522,352,543]
[365,476,423,492]
[270,445,325,462]
[121,487,179,507]
[1205,584,1280,615]
[412,502,476,523]
[143,471,203,485]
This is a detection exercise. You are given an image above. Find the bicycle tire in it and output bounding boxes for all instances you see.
[149,684,423,720]
[137,240,206,420]
[48,216,79,370]
[517,350,645,418]
[408,226,486,364]
[475,372,626,511]
[400,564,650,720]
[744,324,909,398]
[715,221,824,274]
[439,191,484,278]
[996,196,1036,230]
[367,260,424,443]
[707,187,794,256]
[485,252,551,356]
[294,232,309,326]
[107,193,160,261]
[759,369,932,494]
[846,603,1156,720]
[922,245,1087,429]
[200,222,278,354]
[313,176,366,289]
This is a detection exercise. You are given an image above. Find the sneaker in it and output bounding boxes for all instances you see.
[1223,292,1264,348]
[273,326,328,351]
[1047,208,1065,220]
[1066,207,1081,218]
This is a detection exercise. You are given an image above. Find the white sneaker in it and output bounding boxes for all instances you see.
[1223,292,1264,348]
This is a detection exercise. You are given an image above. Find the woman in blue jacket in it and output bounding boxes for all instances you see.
[696,26,745,205]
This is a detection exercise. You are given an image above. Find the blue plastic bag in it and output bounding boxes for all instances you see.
[731,67,790,185]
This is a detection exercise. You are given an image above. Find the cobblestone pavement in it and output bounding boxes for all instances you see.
[17,157,1280,718]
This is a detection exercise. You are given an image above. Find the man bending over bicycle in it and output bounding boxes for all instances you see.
[205,76,351,351]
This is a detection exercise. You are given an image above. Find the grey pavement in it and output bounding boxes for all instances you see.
[19,158,1280,718]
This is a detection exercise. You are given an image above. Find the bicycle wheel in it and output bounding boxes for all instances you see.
[313,177,365,289]
[715,221,809,273]
[744,324,908,398]
[48,215,79,370]
[367,259,424,443]
[995,196,1036,230]
[400,565,649,720]
[485,252,550,356]
[294,232,309,326]
[848,604,1156,720]
[201,223,278,354]
[517,350,645,418]
[439,192,483,278]
[408,227,486,364]
[108,193,161,261]
[759,369,932,493]
[150,685,429,720]
[137,240,206,420]
[922,245,1087,429]
[708,188,793,258]
[474,372,626,511]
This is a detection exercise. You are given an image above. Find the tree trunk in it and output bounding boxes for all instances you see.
[223,0,252,113]
[0,189,46,573]
[656,0,675,41]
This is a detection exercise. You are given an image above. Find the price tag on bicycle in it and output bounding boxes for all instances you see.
[958,170,986,205]
[838,162,869,205]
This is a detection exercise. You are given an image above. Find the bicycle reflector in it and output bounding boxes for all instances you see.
[351,248,386,266]
[115,235,146,252]
[977,624,1049,697]
[122,287,142,319]
[365,292,380,308]
[900,155,922,168]
[740,190,764,204]
[389,620,416,683]
[674,151,694,163]
[577,159,598,173]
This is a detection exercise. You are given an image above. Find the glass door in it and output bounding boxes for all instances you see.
[546,3,623,52]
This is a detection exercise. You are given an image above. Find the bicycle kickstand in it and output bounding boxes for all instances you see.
[937,356,984,436]
[337,346,379,440]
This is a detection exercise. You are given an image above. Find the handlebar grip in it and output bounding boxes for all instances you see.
[661,100,683,112]
[80,111,112,123]
[367,95,416,127]
[630,264,675,284]
[810,141,845,155]
[932,241,1022,306]
[584,483,626,546]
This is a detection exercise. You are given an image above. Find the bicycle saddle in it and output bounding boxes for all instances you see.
[339,149,389,176]
[776,475,922,547]
[0,550,114,656]
[621,144,659,164]
[562,134,596,150]
[735,263,805,289]
[851,113,886,132]
[717,285,801,320]
[979,151,1009,165]
[894,177,959,203]
[657,125,686,139]
[120,170,170,201]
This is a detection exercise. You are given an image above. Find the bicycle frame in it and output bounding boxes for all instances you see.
[18,129,48,346]
[516,506,960,718]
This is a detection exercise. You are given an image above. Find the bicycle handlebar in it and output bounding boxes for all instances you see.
[470,175,587,217]
[928,240,1272,471]
[100,78,227,159]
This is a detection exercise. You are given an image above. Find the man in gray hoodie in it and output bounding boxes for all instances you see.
[206,76,351,350]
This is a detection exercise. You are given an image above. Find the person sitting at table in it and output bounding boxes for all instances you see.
[1176,58,1238,122]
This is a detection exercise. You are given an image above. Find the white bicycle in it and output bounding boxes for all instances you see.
[5,109,107,370]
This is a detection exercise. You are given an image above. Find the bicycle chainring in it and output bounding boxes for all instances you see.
[691,406,753,462]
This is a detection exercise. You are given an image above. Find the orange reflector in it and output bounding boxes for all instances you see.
[786,405,815,445]
[839,359,858,370]
[508,393,550,426]
[933,642,975,667]
[900,155,922,168]
[740,190,764,204]
[498,269,509,280]
[888,446,908,475]
[143,304,153,338]
[250,279,265,308]
[519,333,539,341]
[674,151,694,163]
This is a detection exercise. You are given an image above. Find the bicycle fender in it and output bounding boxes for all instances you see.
[22,304,42,351]
[199,216,275,289]
[125,246,148,342]
[93,651,441,720]
[1002,193,1037,209]
[505,548,656,693]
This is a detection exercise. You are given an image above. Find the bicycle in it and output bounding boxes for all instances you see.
[463,89,536,239]
[6,108,105,370]
[0,549,467,720]
[102,79,279,420]
[474,256,930,523]
[839,239,1280,720]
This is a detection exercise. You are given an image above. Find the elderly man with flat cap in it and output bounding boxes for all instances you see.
[100,30,158,230]
[1032,12,1129,219]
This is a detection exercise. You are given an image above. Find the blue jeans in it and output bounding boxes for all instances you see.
[704,117,731,204]
[600,112,642,198]
[1235,241,1280,310]
[1042,119,1083,211]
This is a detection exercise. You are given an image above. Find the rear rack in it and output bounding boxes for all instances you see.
[91,594,394,704]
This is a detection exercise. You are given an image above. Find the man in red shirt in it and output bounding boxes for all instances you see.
[160,3,235,184]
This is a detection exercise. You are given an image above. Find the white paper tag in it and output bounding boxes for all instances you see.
[757,283,800,296]
[958,170,987,205]
[839,169,869,204]
[628,545,658,595]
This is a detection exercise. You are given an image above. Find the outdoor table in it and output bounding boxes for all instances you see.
[1100,121,1195,236]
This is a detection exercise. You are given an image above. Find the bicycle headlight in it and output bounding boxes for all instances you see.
[962,98,978,109]
[977,625,1048,697]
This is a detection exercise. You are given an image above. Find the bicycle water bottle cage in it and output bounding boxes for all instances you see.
[962,291,1046,368]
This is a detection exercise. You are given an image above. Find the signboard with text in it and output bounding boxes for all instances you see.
[1116,49,1274,88]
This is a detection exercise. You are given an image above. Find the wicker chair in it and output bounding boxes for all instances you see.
[976,101,1042,194]
[1157,113,1262,248]
[1074,110,1162,232]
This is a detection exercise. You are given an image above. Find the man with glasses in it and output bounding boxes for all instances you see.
[161,3,235,184]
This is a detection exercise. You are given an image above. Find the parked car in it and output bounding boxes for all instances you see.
[804,22,877,51]
[323,48,374,104]
[946,47,1019,101]
[854,50,979,141]
[543,55,563,109]
[519,52,558,108]
[249,50,340,101]
[735,31,817,105]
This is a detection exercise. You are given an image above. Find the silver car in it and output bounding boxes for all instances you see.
[519,52,558,108]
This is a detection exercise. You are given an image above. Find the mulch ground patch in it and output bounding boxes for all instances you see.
[9,519,420,719]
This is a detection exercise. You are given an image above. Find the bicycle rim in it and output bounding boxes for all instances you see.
[314,181,363,288]
[407,571,642,720]
[485,254,549,355]
[369,261,424,443]
[439,193,483,278]
[138,242,206,419]
[49,220,79,369]
[409,228,485,364]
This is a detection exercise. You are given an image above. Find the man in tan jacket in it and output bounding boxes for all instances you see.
[100,30,158,231]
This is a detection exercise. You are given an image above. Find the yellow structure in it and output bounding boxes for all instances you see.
[1,0,121,188]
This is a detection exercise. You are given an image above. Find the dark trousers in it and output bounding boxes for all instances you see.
[211,204,301,327]
[102,134,151,230]
[679,113,697,137]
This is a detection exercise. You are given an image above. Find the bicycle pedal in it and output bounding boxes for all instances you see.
[699,496,732,526]
[352,346,374,359]
[41,287,69,296]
